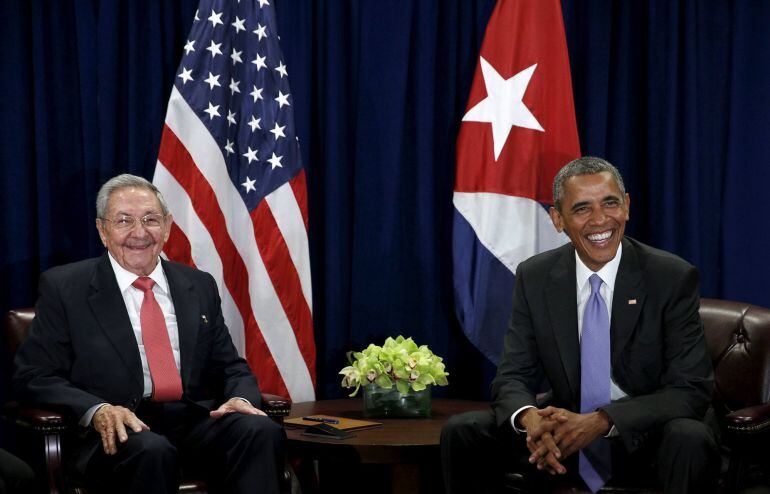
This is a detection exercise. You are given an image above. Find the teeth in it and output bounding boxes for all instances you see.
[587,231,612,242]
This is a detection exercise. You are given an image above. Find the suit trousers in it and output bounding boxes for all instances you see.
[0,448,36,494]
[440,409,720,494]
[80,401,285,494]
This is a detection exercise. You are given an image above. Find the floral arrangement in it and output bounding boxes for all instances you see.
[339,335,449,396]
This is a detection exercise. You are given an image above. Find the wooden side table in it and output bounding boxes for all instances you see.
[286,398,488,494]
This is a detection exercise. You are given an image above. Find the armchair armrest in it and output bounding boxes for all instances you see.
[262,393,292,423]
[724,403,770,435]
[3,401,71,434]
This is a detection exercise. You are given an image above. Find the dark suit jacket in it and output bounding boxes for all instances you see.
[490,237,713,452]
[13,254,262,421]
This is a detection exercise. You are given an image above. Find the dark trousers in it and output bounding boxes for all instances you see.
[80,401,285,494]
[440,409,720,494]
[0,448,36,494]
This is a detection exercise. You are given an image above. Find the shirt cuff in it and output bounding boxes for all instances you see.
[510,405,536,433]
[234,397,252,407]
[605,425,619,437]
[80,403,109,427]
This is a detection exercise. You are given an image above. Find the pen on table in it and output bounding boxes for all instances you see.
[303,416,340,424]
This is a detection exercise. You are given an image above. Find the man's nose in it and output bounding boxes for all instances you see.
[129,221,150,236]
[588,207,607,224]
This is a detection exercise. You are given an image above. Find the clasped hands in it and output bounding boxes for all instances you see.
[518,406,611,475]
[92,398,266,455]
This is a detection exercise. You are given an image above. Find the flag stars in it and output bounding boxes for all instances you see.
[247,115,261,132]
[254,23,267,41]
[252,54,267,71]
[229,78,241,95]
[250,85,263,102]
[204,72,221,90]
[208,9,224,28]
[241,176,256,193]
[275,61,288,78]
[227,110,237,126]
[177,67,193,85]
[267,152,283,170]
[258,0,270,7]
[270,122,286,140]
[243,146,259,164]
[224,139,234,155]
[231,16,246,33]
[194,9,200,21]
[183,40,195,55]
[275,91,290,108]
[206,39,223,58]
[204,102,220,120]
[231,49,243,65]
[461,57,544,160]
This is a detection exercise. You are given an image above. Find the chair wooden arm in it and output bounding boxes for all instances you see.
[262,393,292,424]
[725,403,770,435]
[4,401,70,433]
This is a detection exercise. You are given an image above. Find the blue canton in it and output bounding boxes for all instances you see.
[175,0,302,208]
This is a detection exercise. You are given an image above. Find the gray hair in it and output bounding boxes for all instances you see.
[96,174,169,219]
[552,156,626,212]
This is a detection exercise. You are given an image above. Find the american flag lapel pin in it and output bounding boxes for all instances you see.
[628,299,637,305]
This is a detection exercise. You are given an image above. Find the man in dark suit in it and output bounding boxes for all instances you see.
[13,174,284,494]
[441,157,719,493]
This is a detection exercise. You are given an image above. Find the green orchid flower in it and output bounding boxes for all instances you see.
[340,335,449,396]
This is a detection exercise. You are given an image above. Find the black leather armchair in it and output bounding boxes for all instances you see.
[2,308,292,494]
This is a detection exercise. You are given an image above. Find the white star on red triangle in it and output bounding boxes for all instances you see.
[462,57,544,161]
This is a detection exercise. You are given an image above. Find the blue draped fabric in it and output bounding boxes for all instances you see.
[2,1,770,417]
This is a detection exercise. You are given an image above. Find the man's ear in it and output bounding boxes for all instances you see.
[624,192,631,220]
[549,207,563,233]
[95,219,108,247]
[162,213,173,243]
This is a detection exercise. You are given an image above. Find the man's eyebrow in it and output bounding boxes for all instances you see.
[570,201,590,212]
[569,195,622,212]
[113,209,160,216]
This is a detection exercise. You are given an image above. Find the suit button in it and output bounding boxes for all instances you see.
[130,398,138,409]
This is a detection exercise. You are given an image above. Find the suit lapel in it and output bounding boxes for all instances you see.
[611,238,647,365]
[162,260,198,390]
[545,246,580,404]
[88,254,143,387]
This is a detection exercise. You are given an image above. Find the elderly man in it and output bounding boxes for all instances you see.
[13,174,284,494]
[441,157,719,493]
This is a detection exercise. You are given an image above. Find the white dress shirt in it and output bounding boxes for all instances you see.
[510,243,627,434]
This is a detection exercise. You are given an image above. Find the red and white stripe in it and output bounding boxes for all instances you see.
[153,87,316,402]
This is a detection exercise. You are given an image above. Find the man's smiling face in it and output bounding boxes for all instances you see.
[96,187,171,276]
[549,171,630,271]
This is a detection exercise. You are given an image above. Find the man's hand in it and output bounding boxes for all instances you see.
[210,397,266,419]
[92,405,149,455]
[543,408,611,461]
[519,407,568,475]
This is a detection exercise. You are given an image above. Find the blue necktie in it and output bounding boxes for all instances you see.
[579,274,612,492]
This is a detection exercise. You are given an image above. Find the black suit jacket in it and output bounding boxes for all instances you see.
[13,254,262,421]
[490,237,713,452]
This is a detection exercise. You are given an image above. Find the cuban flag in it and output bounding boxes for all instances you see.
[453,0,581,364]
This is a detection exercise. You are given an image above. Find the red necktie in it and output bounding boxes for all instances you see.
[132,277,183,402]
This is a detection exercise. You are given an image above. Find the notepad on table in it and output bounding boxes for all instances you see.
[285,415,382,431]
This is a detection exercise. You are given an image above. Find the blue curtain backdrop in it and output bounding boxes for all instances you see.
[2,0,770,419]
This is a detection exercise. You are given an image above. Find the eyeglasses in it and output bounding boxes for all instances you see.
[101,213,167,231]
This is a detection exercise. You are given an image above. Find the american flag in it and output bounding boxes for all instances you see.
[153,0,316,402]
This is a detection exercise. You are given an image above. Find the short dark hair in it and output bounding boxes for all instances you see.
[552,156,626,212]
